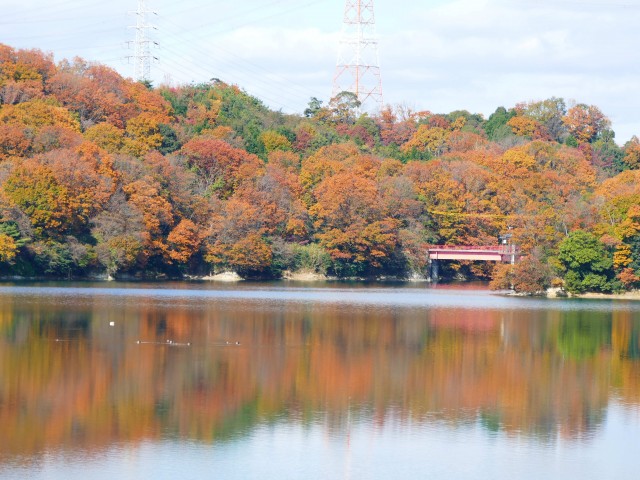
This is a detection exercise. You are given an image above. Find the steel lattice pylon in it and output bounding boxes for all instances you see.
[332,0,383,112]
[127,0,157,82]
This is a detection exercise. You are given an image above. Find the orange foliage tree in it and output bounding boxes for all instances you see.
[563,104,610,144]
[167,219,202,263]
[3,146,113,237]
[180,138,264,198]
[401,124,449,158]
[622,136,640,170]
[0,99,80,132]
[310,168,399,273]
[0,125,31,160]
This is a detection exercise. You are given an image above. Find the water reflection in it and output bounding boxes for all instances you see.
[0,284,639,464]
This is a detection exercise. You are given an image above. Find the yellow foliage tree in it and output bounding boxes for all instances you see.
[260,130,292,153]
[450,116,467,131]
[84,123,125,153]
[613,244,632,270]
[0,99,80,132]
[0,233,17,262]
[123,113,163,157]
[502,148,536,170]
[507,116,539,137]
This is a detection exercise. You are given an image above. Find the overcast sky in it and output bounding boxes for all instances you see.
[4,0,640,142]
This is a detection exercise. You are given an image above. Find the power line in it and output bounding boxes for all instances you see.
[164,0,291,29]
[153,4,331,111]
[158,16,317,99]
[4,24,126,43]
[2,0,108,23]
[155,41,304,112]
[155,0,325,48]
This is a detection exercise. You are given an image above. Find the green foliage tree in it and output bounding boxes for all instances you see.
[484,107,516,141]
[28,239,96,277]
[304,97,324,118]
[557,230,616,293]
[592,129,624,175]
[158,123,181,154]
[328,91,361,125]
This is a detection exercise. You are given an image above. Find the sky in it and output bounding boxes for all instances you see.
[4,0,640,143]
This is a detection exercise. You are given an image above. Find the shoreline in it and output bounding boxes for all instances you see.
[537,287,640,301]
[2,275,639,300]
[571,291,640,300]
[545,286,640,300]
[0,271,431,284]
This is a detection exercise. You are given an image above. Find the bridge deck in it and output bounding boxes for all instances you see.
[428,245,517,263]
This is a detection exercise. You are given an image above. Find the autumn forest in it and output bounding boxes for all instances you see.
[1,43,640,293]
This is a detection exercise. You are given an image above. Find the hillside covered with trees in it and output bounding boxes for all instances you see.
[1,44,639,293]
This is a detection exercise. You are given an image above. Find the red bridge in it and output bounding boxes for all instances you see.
[427,245,518,263]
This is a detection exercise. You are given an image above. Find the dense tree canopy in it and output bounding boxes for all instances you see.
[0,44,639,291]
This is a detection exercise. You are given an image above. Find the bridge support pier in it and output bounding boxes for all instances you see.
[430,259,439,283]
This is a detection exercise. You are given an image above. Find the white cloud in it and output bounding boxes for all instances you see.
[219,27,338,65]
[374,0,640,141]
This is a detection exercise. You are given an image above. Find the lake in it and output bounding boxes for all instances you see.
[0,282,638,479]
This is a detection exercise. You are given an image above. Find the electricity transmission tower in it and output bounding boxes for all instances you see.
[332,0,383,112]
[127,0,158,82]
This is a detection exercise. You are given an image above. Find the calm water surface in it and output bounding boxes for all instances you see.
[0,281,639,479]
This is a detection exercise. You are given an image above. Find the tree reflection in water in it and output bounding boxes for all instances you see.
[0,287,639,461]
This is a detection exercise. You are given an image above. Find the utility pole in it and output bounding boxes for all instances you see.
[332,0,383,112]
[127,0,157,82]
